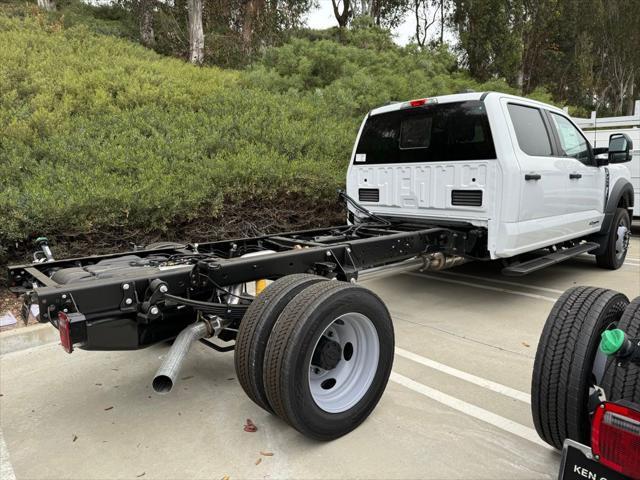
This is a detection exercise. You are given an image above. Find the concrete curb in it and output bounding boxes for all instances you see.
[0,324,58,356]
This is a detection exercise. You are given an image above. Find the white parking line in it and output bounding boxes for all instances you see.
[390,372,552,449]
[395,347,531,404]
[403,272,559,303]
[0,429,16,480]
[439,271,565,295]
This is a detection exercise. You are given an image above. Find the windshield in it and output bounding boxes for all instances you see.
[354,100,496,164]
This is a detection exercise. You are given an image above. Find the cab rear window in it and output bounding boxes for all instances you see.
[355,100,496,164]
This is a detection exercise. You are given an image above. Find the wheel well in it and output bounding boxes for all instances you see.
[617,191,633,212]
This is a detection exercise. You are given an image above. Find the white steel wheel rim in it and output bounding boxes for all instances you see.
[615,219,630,260]
[308,312,380,414]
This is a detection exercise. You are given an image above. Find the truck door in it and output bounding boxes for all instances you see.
[503,101,571,251]
[545,111,605,236]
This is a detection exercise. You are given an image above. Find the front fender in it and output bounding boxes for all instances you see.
[605,178,634,216]
[589,178,634,255]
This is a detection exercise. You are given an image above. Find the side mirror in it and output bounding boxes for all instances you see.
[593,146,609,166]
[608,133,633,163]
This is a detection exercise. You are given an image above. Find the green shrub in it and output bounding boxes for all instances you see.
[0,9,559,261]
[0,13,351,251]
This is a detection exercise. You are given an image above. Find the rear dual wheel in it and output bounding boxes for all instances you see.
[235,276,394,440]
[235,274,326,413]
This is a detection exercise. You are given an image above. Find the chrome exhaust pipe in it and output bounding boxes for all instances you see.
[358,253,468,282]
[420,252,468,271]
[358,257,426,281]
[152,321,211,394]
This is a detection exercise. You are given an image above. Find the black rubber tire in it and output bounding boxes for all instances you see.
[602,296,640,403]
[531,286,629,449]
[263,281,394,441]
[596,208,630,269]
[234,274,327,413]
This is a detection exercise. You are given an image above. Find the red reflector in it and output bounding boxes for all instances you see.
[57,311,73,353]
[409,98,427,107]
[592,402,640,479]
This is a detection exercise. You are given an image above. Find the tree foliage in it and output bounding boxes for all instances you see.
[451,0,525,86]
[0,8,537,261]
[450,0,639,115]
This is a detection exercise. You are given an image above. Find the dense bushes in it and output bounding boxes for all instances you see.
[0,14,343,258]
[0,8,554,265]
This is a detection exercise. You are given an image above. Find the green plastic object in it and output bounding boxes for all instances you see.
[600,329,626,356]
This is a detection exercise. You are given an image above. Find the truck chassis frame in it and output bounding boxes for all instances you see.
[8,220,485,351]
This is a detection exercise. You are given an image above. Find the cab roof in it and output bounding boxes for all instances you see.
[369,91,565,117]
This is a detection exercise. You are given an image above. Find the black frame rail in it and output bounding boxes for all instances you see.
[7,223,483,351]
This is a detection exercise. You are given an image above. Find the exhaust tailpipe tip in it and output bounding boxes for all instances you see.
[151,320,211,395]
[152,375,174,394]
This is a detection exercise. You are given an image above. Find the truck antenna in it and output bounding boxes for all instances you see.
[593,108,598,148]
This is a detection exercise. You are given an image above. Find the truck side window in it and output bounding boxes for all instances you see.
[507,104,552,156]
[549,113,592,165]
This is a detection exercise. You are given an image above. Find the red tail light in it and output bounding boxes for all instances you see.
[591,402,640,479]
[409,98,428,107]
[57,311,73,353]
[405,98,438,108]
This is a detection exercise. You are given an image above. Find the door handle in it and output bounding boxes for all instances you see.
[569,173,582,179]
[525,173,541,181]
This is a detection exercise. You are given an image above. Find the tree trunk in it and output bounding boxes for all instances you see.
[625,73,635,116]
[37,0,56,12]
[439,0,444,44]
[515,69,524,91]
[188,0,205,64]
[331,0,351,28]
[360,0,372,16]
[242,0,265,54]
[415,2,425,47]
[139,0,155,48]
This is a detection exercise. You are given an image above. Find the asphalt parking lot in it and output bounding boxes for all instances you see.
[1,237,639,480]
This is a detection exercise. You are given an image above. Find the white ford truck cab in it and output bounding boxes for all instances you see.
[346,92,635,273]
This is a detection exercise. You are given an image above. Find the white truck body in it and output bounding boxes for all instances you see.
[346,92,634,260]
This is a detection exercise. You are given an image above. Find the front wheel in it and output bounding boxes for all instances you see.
[263,281,394,440]
[596,208,631,269]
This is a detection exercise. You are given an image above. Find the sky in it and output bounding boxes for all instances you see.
[305,0,442,46]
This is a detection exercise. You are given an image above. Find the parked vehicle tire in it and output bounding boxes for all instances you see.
[596,208,631,269]
[263,280,394,440]
[531,286,629,449]
[602,296,640,403]
[234,274,327,413]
